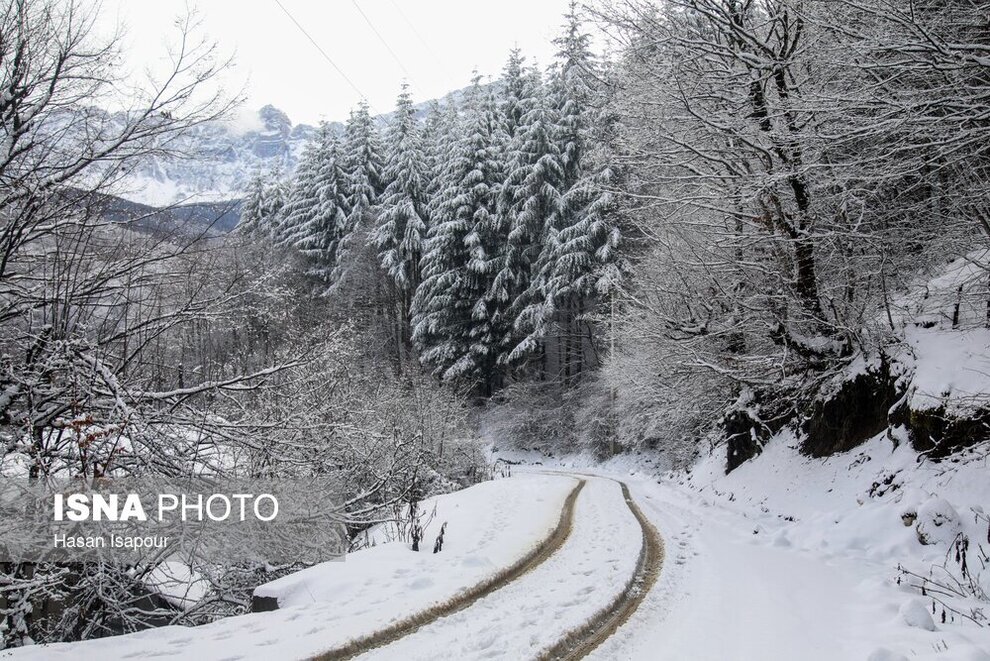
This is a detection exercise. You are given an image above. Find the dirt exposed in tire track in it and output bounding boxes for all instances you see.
[311,477,586,661]
[537,479,665,661]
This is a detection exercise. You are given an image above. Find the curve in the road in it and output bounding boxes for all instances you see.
[312,477,587,661]
[537,478,665,661]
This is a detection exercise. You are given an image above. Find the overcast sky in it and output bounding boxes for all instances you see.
[98,0,581,127]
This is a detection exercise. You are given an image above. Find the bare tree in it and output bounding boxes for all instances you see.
[587,0,990,460]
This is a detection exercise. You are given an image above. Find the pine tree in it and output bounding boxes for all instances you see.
[277,128,325,246]
[330,101,385,293]
[463,84,510,391]
[500,47,535,143]
[343,100,385,206]
[261,169,289,237]
[484,53,543,373]
[282,123,350,288]
[412,75,506,390]
[552,0,596,191]
[376,84,429,352]
[538,2,620,384]
[513,2,619,385]
[548,167,620,311]
[420,99,458,211]
[493,70,565,369]
[237,170,268,236]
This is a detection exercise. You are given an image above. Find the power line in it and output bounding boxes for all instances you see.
[271,0,368,104]
[387,0,448,79]
[350,0,420,92]
[389,0,454,89]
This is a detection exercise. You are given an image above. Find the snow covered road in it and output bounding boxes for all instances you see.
[352,475,644,660]
[541,445,990,661]
[585,477,876,660]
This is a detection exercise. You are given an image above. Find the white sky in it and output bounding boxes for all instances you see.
[98,0,579,127]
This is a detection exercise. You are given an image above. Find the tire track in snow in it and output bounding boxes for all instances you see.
[537,478,665,661]
[311,477,586,661]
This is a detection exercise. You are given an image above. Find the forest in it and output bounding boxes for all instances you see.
[1,0,989,649]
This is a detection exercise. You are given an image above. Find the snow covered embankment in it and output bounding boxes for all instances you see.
[520,437,990,661]
[2,474,575,661]
[672,434,990,661]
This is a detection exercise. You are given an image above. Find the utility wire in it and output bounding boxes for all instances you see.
[350,0,420,91]
[387,0,451,86]
[271,0,369,104]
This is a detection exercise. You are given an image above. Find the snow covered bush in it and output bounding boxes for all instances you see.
[914,497,964,547]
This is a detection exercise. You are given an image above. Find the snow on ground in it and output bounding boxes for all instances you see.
[497,433,990,661]
[902,325,990,416]
[7,435,988,661]
[2,474,575,661]
[358,475,641,660]
[891,249,990,332]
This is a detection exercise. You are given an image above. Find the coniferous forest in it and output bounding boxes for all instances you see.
[239,15,619,400]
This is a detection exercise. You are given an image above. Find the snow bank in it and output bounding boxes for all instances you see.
[891,249,990,331]
[254,474,574,610]
[142,562,209,610]
[661,433,990,660]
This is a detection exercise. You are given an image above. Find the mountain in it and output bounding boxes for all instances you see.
[120,89,474,212]
[119,105,326,208]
